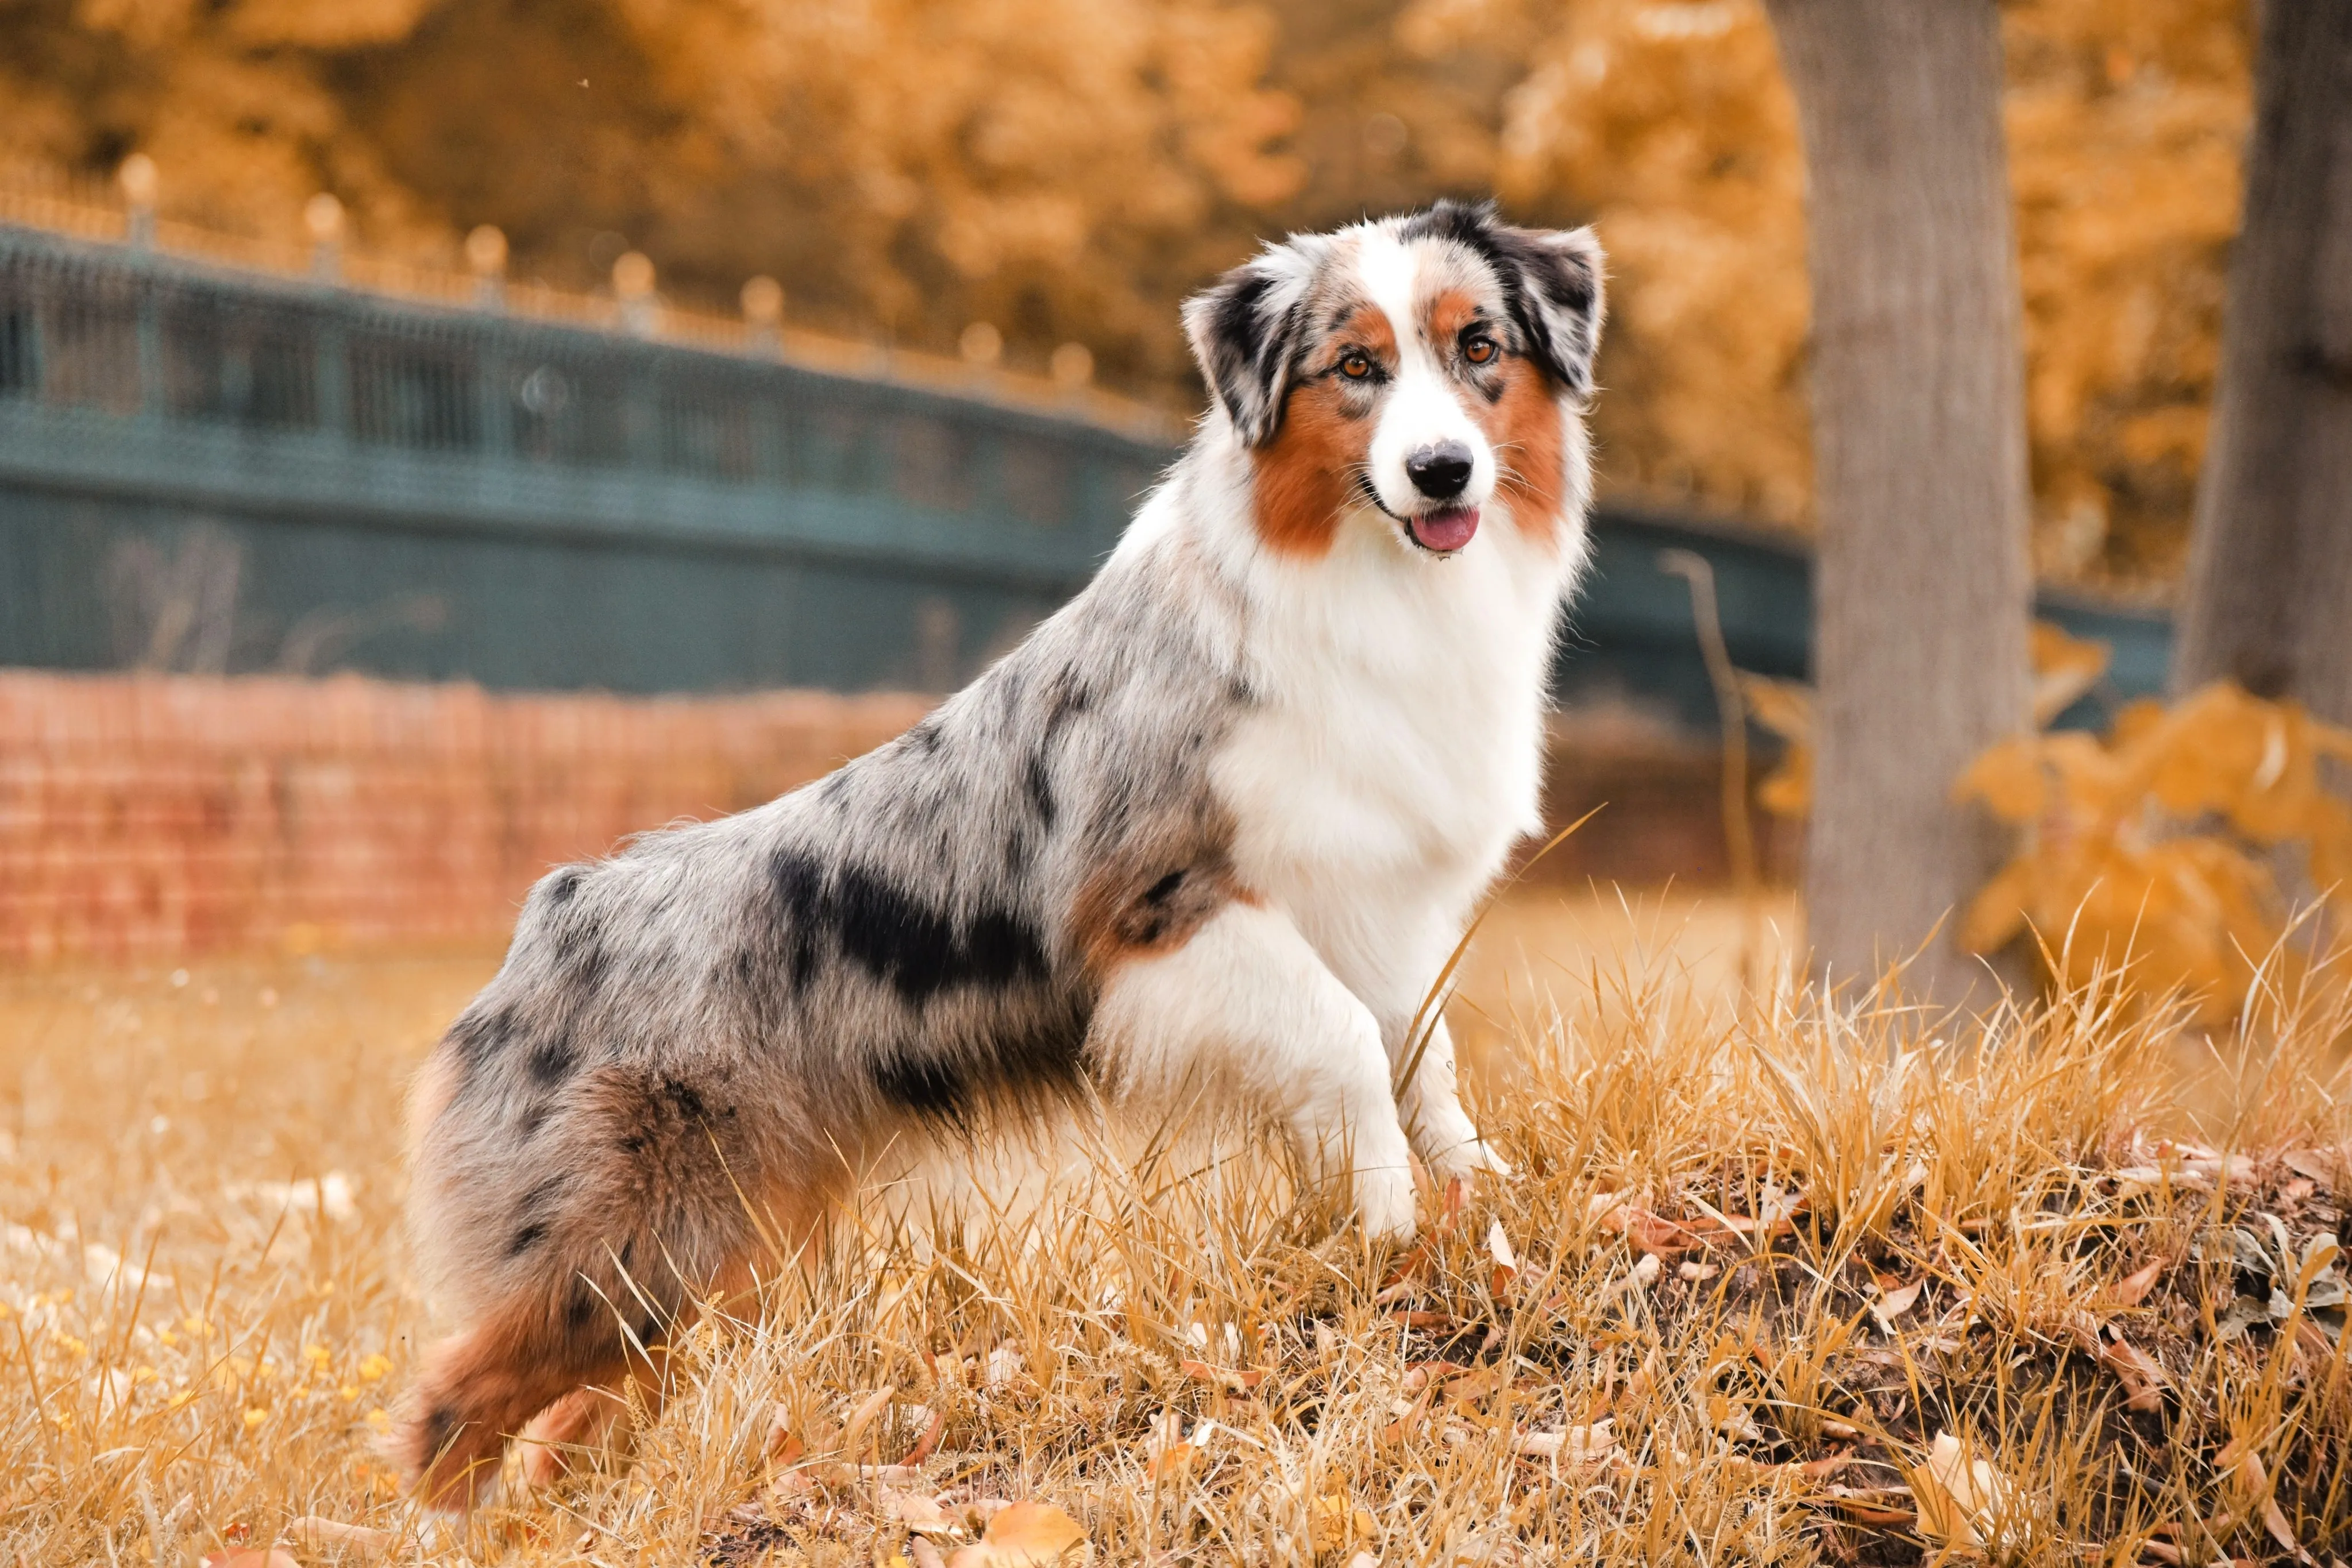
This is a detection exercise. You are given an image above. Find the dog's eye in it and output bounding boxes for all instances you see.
[1338,352,1374,380]
[1463,334,1499,365]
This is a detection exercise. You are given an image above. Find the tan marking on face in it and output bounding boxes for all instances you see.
[1425,288,1481,347]
[1471,356,1567,547]
[1250,379,1363,558]
[1335,302,1398,362]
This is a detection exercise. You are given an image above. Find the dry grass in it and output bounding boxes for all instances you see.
[3,893,2350,1567]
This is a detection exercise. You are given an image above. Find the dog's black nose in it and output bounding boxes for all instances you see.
[1405,443,1474,500]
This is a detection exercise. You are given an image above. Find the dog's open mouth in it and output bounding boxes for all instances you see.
[1406,505,1479,554]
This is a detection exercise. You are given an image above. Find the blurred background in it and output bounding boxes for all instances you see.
[0,0,2275,974]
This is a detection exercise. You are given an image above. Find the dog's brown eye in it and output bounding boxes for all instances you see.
[1463,334,1498,365]
[1339,352,1373,380]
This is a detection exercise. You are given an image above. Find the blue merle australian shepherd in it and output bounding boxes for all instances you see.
[397,200,1605,1505]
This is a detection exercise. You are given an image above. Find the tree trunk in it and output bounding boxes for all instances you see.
[1761,0,2033,1000]
[2173,2,2352,724]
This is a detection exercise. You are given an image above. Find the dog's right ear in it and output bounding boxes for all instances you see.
[1182,238,1323,447]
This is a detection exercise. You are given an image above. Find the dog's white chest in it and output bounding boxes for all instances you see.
[1212,527,1567,920]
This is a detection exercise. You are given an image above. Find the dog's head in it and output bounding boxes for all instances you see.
[1183,200,1604,559]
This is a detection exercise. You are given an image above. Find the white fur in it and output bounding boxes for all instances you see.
[1097,231,1592,1231]
[1357,229,1499,518]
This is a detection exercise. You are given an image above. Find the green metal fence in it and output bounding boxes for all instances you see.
[0,223,1170,692]
[0,219,2169,724]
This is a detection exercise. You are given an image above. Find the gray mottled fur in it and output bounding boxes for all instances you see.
[398,519,1260,1494]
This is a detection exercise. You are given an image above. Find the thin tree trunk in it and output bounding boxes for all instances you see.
[2174,2,2352,725]
[1761,0,2033,1001]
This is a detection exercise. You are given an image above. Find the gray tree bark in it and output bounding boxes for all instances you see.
[1761,0,2034,1001]
[2174,2,2352,725]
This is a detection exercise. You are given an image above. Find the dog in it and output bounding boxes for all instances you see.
[395,199,1604,1506]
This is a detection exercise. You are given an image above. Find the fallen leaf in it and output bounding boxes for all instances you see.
[1709,1392,1765,1443]
[1678,1260,1719,1282]
[912,1540,949,1568]
[1487,1219,1518,1297]
[1513,1418,1616,1469]
[1401,1360,1469,1392]
[1307,1491,1374,1555]
[946,1500,1089,1566]
[882,1487,957,1534]
[1821,1486,1917,1528]
[901,1404,947,1465]
[2224,1445,2317,1566]
[2112,1260,2165,1306]
[1385,1310,1456,1330]
[1618,1209,1698,1258]
[2284,1148,2346,1185]
[1146,1412,1213,1481]
[2099,1331,2167,1412]
[839,1388,895,1457]
[202,1554,299,1568]
[286,1515,391,1552]
[1178,1359,1263,1393]
[1868,1279,1924,1330]
[1911,1431,2008,1550]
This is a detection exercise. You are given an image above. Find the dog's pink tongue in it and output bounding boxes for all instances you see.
[1411,506,1479,553]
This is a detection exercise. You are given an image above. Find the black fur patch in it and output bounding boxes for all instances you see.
[542,867,585,906]
[446,1004,516,1069]
[1186,262,1302,446]
[565,1277,600,1331]
[871,1047,967,1118]
[769,849,1050,1006]
[1401,198,1602,395]
[525,1034,576,1086]
[867,1007,1090,1126]
[1025,751,1058,828]
[506,1220,547,1257]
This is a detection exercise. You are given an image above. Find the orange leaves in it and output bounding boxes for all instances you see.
[1908,1431,2012,1552]
[1956,674,2352,1020]
[945,1501,1090,1566]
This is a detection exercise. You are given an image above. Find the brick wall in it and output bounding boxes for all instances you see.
[0,671,1791,961]
[0,670,928,960]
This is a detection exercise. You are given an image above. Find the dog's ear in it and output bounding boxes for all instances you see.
[1182,238,1323,447]
[1486,222,1606,398]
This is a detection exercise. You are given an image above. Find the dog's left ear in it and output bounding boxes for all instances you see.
[1183,237,1325,447]
[1487,223,1606,398]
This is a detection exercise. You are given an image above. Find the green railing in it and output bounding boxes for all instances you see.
[0,222,1173,692]
[0,217,2168,721]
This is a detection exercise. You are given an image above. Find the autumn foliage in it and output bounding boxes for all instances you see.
[1957,659,2352,1022]
[0,0,2250,586]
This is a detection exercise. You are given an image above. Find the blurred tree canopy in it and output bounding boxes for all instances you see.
[0,0,2248,586]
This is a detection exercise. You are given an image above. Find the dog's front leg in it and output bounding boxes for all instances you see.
[1387,1011,1512,1185]
[1091,901,1417,1241]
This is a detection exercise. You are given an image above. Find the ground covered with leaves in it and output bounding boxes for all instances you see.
[2,914,2349,1566]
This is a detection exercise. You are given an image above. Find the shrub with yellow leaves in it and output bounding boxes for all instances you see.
[1743,620,2352,1019]
[1956,655,2352,1021]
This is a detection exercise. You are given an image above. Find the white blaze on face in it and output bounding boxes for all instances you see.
[1352,230,1495,522]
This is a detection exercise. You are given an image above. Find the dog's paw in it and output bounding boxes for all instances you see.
[1354,1163,1420,1245]
[1426,1136,1513,1185]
